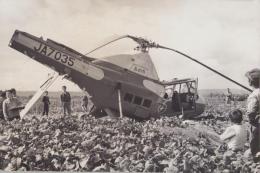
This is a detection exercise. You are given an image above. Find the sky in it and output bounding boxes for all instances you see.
[0,0,259,91]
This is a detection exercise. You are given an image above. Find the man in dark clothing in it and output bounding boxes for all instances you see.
[172,91,181,112]
[42,91,50,116]
[60,86,71,116]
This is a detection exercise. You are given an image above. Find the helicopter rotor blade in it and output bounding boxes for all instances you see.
[85,35,130,55]
[84,34,252,92]
[156,44,252,92]
[85,34,157,55]
[126,35,252,92]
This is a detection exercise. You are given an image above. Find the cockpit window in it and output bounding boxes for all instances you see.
[133,96,143,105]
[188,82,196,93]
[142,99,152,108]
[181,83,189,93]
[124,93,134,103]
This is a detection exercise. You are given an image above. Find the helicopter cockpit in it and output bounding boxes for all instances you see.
[161,78,199,115]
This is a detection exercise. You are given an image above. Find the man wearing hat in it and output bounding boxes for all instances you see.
[245,68,260,161]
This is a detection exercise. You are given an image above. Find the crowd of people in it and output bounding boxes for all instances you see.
[0,86,92,120]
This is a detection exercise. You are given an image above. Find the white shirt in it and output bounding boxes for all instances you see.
[220,124,247,150]
[2,98,22,120]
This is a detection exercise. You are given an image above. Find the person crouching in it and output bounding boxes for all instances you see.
[220,109,247,151]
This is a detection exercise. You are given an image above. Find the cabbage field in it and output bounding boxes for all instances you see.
[0,94,259,172]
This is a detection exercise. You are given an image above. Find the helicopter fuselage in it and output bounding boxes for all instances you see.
[9,30,205,120]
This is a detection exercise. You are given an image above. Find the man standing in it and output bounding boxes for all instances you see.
[226,88,233,104]
[42,91,50,116]
[245,68,260,162]
[81,87,92,113]
[60,86,71,116]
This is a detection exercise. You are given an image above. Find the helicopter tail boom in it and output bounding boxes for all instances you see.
[10,30,94,61]
[9,30,105,81]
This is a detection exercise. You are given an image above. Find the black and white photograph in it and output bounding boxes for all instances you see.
[0,0,260,172]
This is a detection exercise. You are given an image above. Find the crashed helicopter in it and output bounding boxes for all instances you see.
[9,30,252,120]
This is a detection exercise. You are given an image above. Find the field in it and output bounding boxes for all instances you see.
[0,92,258,172]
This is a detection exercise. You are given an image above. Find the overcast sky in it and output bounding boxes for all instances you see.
[0,0,259,91]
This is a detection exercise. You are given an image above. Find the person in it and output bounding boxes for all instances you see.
[0,91,6,119]
[10,88,17,98]
[220,109,247,151]
[226,88,233,104]
[81,87,91,113]
[245,68,260,161]
[163,93,168,99]
[42,91,50,116]
[2,90,23,121]
[172,91,181,112]
[60,86,71,116]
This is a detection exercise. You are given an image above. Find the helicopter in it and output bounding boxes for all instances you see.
[8,30,252,120]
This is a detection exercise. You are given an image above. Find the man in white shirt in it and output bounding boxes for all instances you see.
[2,90,23,121]
[220,109,247,151]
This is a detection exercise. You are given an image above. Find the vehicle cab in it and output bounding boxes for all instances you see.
[159,78,204,118]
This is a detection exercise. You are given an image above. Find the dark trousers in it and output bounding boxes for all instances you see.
[250,124,260,156]
[42,104,49,115]
[62,102,71,116]
[82,100,88,112]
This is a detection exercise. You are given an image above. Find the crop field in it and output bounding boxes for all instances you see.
[0,93,258,172]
